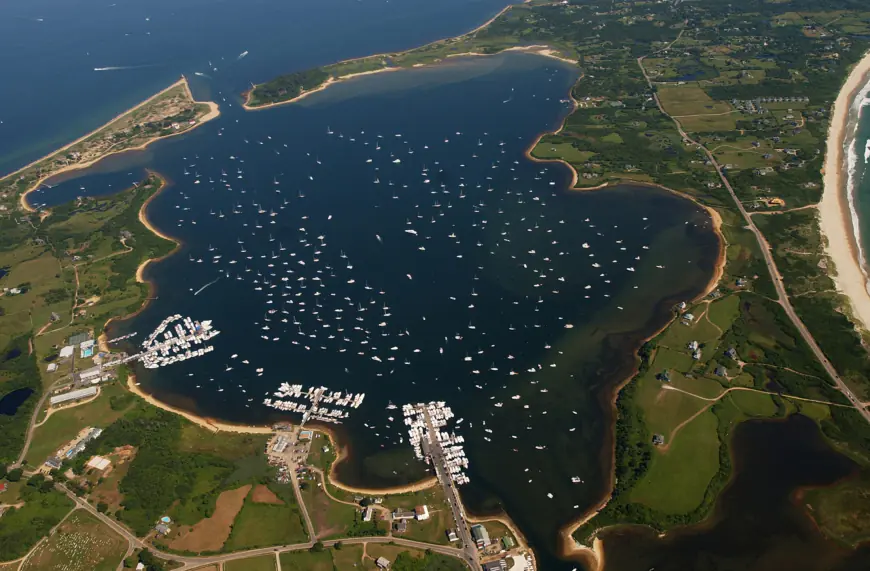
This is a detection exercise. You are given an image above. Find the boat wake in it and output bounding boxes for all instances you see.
[93,64,156,72]
[194,276,221,296]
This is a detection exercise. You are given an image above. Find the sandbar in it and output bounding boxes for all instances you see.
[13,76,219,212]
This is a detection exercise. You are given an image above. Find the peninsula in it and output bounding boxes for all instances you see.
[243,0,870,568]
[5,1,870,571]
[0,76,219,213]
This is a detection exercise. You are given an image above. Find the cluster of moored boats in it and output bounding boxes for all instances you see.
[263,383,365,424]
[404,402,470,486]
[140,315,219,369]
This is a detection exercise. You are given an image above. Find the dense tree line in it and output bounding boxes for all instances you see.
[0,483,73,560]
[0,336,42,464]
[75,406,235,536]
[251,69,330,106]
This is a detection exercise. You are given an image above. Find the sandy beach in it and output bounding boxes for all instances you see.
[242,0,573,112]
[819,49,870,331]
[15,76,219,213]
[244,42,576,111]
[126,373,273,434]
[243,67,400,111]
[315,427,439,495]
[136,175,181,284]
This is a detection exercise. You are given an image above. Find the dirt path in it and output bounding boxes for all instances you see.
[659,384,853,450]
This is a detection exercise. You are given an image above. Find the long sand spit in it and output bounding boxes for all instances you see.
[13,76,219,213]
[819,49,870,331]
[242,0,572,112]
[243,46,575,111]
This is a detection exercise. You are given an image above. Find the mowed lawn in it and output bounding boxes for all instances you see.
[363,545,426,570]
[278,550,334,571]
[637,376,712,438]
[630,408,720,514]
[531,140,595,164]
[20,510,126,571]
[402,507,451,545]
[707,295,740,332]
[224,554,276,571]
[727,389,778,417]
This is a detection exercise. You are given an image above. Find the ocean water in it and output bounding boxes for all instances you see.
[852,86,870,277]
[33,51,721,569]
[0,0,510,175]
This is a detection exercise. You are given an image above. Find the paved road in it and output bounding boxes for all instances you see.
[59,483,469,571]
[637,54,870,425]
[423,409,480,570]
[13,379,65,468]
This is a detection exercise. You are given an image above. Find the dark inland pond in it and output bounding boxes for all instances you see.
[0,387,35,416]
[600,414,870,571]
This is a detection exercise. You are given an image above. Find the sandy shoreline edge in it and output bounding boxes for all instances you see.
[14,76,219,213]
[819,49,870,331]
[243,45,576,111]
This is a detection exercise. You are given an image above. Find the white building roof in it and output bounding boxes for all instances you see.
[49,386,98,406]
[86,456,111,471]
[59,346,74,358]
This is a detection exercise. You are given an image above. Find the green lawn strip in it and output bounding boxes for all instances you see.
[278,549,334,571]
[223,554,276,571]
[629,408,720,514]
[223,485,308,551]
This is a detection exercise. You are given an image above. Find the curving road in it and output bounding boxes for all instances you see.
[13,379,65,468]
[59,484,470,571]
[637,53,870,426]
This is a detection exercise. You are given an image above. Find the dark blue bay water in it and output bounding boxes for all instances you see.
[31,52,720,569]
[3,1,728,568]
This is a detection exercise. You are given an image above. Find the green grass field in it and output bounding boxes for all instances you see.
[638,377,712,438]
[402,508,452,545]
[278,550,334,571]
[630,408,720,514]
[224,492,308,551]
[331,544,365,570]
[299,475,359,539]
[657,84,733,116]
[224,554,277,571]
[0,488,75,561]
[20,510,127,571]
[707,295,740,332]
[658,305,722,352]
[727,389,778,417]
[306,433,337,472]
[531,141,595,164]
[25,382,134,465]
[177,424,268,460]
